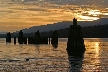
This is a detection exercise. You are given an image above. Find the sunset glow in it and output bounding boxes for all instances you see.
[0,0,108,32]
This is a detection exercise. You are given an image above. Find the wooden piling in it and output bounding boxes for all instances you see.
[66,18,86,57]
[51,30,58,44]
[14,37,16,44]
[6,32,11,43]
[18,30,23,44]
[23,37,27,44]
[34,30,41,44]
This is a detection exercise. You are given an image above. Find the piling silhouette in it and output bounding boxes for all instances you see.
[14,37,16,44]
[18,30,23,44]
[41,36,48,44]
[52,44,58,49]
[51,30,58,50]
[6,32,11,42]
[66,18,86,57]
[23,37,27,44]
[34,30,41,44]
[28,37,33,44]
[27,30,48,44]
[51,30,58,44]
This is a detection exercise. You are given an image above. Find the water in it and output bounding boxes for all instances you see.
[0,38,108,72]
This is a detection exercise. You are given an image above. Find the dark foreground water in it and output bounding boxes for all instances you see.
[0,38,108,72]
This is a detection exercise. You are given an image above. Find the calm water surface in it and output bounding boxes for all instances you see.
[0,38,108,72]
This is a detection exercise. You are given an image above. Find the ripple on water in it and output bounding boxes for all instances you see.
[0,38,108,71]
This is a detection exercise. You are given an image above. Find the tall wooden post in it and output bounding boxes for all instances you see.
[14,37,16,44]
[66,18,86,57]
[51,30,58,44]
[34,30,41,44]
[18,30,23,44]
[6,32,11,43]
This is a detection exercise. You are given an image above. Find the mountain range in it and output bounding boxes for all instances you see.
[13,18,108,33]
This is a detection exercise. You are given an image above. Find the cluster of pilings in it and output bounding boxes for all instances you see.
[66,18,86,57]
[27,31,48,44]
[6,30,58,45]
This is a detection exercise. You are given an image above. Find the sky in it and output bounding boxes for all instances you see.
[0,0,108,32]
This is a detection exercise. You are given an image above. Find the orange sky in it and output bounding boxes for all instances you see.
[0,0,108,32]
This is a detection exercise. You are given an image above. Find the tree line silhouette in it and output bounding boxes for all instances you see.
[0,24,108,38]
[41,24,108,38]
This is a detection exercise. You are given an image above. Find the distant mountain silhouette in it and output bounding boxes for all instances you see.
[13,18,108,33]
[0,24,108,38]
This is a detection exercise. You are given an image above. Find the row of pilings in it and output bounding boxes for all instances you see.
[6,30,58,45]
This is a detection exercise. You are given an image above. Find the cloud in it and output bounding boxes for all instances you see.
[0,0,108,32]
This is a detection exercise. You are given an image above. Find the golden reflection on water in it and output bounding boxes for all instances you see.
[0,38,108,71]
[94,42,101,70]
[0,41,69,71]
[83,38,107,71]
[95,42,100,56]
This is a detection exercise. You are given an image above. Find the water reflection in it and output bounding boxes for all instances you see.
[94,42,100,58]
[52,44,58,51]
[1,38,108,71]
[52,44,58,49]
[19,44,23,54]
[6,42,11,46]
[83,40,102,71]
[68,56,84,72]
[94,42,101,70]
[34,44,40,56]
